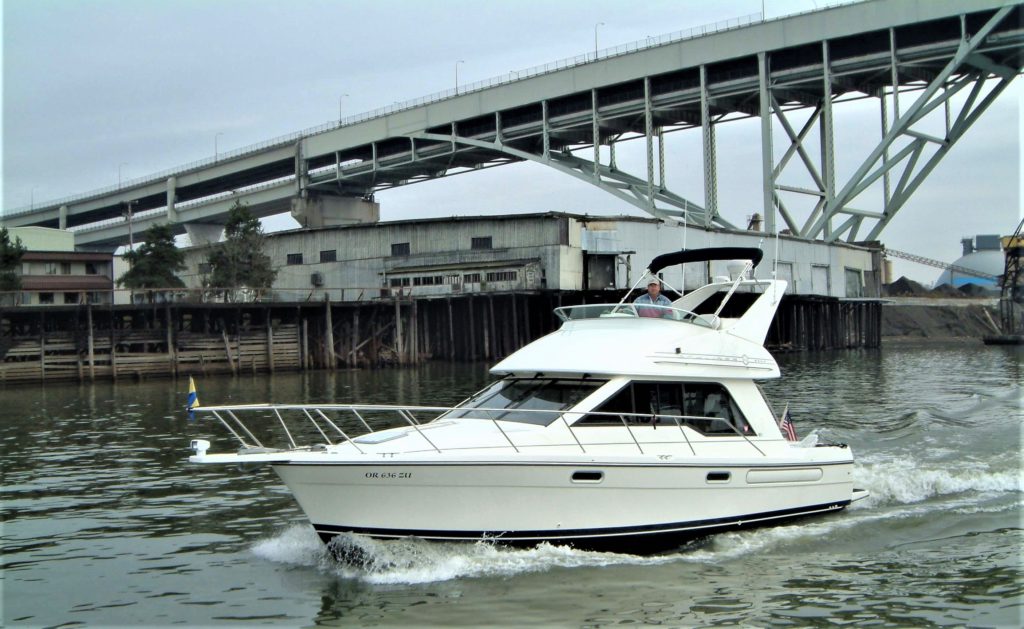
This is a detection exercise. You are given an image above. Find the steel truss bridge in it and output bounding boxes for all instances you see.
[3,0,1022,249]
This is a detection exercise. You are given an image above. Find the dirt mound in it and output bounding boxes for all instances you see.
[930,283,962,297]
[957,283,997,297]
[882,303,1001,339]
[883,276,929,297]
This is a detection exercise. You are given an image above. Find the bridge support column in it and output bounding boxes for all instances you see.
[759,52,775,234]
[166,176,177,223]
[700,65,717,228]
[184,224,223,246]
[59,205,68,230]
[291,195,380,228]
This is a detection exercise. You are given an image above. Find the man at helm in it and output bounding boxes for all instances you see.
[634,275,672,317]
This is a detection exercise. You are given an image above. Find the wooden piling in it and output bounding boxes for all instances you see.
[266,316,275,373]
[324,300,336,369]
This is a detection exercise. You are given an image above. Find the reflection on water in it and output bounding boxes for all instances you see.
[1,344,1021,627]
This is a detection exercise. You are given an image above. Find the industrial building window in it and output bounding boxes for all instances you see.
[413,276,444,286]
[486,270,517,282]
[845,268,863,298]
[389,277,411,287]
[464,273,482,283]
[391,242,410,256]
[45,263,58,275]
[64,292,78,304]
[39,292,54,304]
[471,236,492,250]
[286,253,304,265]
[85,263,98,275]
[61,263,72,274]
[445,275,461,285]
[320,249,337,263]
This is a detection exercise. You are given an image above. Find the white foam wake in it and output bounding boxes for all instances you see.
[854,457,1022,506]
[251,525,675,585]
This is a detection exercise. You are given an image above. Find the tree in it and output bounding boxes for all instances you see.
[0,227,27,298]
[117,223,186,300]
[206,201,276,301]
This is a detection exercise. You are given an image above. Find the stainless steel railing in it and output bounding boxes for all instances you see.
[193,403,767,457]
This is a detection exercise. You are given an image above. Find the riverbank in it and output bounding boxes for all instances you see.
[881,297,1001,342]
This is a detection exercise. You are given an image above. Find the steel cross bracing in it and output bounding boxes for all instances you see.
[310,2,1022,243]
[783,4,1022,242]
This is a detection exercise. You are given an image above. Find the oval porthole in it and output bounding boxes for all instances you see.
[706,471,731,483]
[572,470,604,483]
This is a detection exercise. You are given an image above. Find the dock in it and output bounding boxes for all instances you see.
[0,292,880,385]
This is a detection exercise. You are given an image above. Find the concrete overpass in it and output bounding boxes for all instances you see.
[2,0,1021,250]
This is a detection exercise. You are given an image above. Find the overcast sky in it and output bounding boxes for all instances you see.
[2,0,1021,283]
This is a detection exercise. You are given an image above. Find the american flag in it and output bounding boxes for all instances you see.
[778,404,798,442]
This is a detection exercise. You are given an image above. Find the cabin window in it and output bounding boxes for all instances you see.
[576,381,751,435]
[445,378,604,426]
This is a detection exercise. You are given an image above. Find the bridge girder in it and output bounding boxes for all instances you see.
[6,0,1021,249]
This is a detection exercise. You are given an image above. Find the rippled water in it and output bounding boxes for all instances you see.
[2,344,1021,627]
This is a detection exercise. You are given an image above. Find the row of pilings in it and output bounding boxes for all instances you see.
[0,291,881,384]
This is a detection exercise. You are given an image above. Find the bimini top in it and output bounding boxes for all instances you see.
[648,247,764,274]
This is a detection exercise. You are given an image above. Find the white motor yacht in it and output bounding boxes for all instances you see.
[189,248,867,553]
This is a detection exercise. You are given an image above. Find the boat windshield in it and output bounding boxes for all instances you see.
[443,378,604,425]
[553,304,714,327]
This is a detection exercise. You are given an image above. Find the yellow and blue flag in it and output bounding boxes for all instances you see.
[187,376,200,421]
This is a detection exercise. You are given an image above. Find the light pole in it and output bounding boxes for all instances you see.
[594,22,605,59]
[118,162,128,189]
[455,60,465,94]
[338,93,349,123]
[214,132,224,160]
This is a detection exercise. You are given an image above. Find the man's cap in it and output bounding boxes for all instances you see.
[647,276,660,286]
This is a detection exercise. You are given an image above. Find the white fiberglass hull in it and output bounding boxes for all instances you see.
[273,458,856,552]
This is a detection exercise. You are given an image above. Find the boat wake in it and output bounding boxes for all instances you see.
[854,455,1021,507]
[251,525,681,584]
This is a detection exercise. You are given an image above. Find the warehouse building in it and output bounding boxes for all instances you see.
[179,212,880,301]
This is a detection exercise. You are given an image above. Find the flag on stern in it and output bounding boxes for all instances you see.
[186,376,201,421]
[778,404,798,442]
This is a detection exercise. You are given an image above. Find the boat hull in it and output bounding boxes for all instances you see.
[272,459,855,554]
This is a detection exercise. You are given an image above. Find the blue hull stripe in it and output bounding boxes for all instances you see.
[312,500,850,543]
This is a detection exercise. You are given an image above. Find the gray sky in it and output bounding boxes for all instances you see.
[2,0,1021,283]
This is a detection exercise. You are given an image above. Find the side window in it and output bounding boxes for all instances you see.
[578,381,751,435]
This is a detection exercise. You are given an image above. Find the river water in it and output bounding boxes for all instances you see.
[2,342,1021,627]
